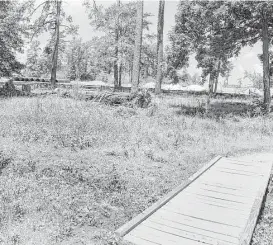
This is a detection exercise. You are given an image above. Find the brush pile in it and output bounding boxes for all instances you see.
[82,89,152,108]
[0,80,31,97]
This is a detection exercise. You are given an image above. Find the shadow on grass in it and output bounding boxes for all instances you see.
[171,101,262,118]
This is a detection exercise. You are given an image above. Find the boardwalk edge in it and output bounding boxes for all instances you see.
[239,161,273,245]
[115,155,222,238]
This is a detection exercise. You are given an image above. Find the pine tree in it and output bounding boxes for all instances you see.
[29,0,77,87]
[155,0,165,94]
[131,0,143,93]
[0,1,29,77]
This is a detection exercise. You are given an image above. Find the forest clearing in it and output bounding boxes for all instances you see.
[1,0,273,245]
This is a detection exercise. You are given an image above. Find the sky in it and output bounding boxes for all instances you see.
[27,0,263,86]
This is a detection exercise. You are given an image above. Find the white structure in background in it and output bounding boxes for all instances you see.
[186,84,206,92]
[243,88,263,96]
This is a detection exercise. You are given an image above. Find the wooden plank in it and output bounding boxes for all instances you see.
[149,214,240,240]
[150,208,242,238]
[199,181,260,195]
[176,191,253,210]
[160,206,246,228]
[183,187,256,204]
[200,172,262,187]
[141,219,238,245]
[218,159,264,169]
[127,224,217,245]
[194,185,257,199]
[115,156,222,237]
[213,164,268,175]
[125,234,160,245]
[213,166,266,176]
[165,198,249,220]
[239,161,273,245]
[170,195,250,214]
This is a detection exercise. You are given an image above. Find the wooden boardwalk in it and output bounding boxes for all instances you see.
[116,154,273,245]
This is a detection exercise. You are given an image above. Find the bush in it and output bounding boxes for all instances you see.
[0,80,21,97]
[129,89,152,108]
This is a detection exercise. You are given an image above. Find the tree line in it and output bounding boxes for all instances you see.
[1,1,273,111]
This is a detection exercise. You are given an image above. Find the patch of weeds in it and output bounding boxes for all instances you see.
[114,107,137,118]
[107,165,127,192]
[13,204,27,222]
[176,104,206,117]
[144,149,168,163]
[10,234,21,245]
[0,151,12,174]
[146,103,158,117]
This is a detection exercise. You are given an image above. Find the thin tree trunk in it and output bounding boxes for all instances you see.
[206,73,214,114]
[144,59,148,78]
[131,0,143,93]
[213,59,221,94]
[155,0,165,94]
[118,62,122,87]
[129,61,133,84]
[114,0,120,91]
[262,16,271,113]
[50,0,61,88]
[208,72,214,94]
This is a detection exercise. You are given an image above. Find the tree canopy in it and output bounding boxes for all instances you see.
[0,1,30,77]
[168,1,273,110]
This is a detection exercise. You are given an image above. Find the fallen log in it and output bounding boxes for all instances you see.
[77,89,152,108]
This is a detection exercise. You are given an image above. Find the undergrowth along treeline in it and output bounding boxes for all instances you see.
[0,96,273,244]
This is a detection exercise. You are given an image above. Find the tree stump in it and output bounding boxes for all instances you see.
[22,84,31,93]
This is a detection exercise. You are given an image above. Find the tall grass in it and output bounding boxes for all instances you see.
[0,95,273,244]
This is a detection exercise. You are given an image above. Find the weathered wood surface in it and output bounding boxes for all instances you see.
[116,156,222,237]
[117,153,273,245]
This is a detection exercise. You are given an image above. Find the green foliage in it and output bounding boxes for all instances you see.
[244,71,263,90]
[24,40,44,77]
[29,0,78,39]
[0,1,30,76]
[167,1,273,93]
[84,1,154,82]
[26,0,78,80]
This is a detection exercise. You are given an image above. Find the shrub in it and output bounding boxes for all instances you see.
[0,151,12,174]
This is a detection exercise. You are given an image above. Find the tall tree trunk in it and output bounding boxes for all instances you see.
[208,72,214,94]
[131,0,143,93]
[114,0,120,91]
[213,59,221,94]
[262,16,271,113]
[129,61,133,84]
[118,62,122,87]
[50,0,61,88]
[155,0,165,94]
[144,64,148,78]
[206,73,214,114]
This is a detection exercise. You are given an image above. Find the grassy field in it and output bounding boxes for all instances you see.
[0,94,272,245]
